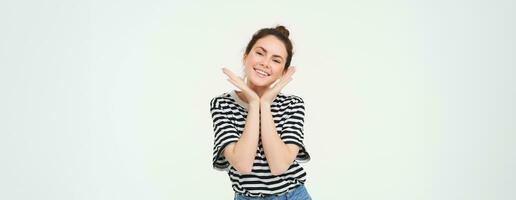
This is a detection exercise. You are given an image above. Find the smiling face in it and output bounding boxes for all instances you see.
[243,35,288,88]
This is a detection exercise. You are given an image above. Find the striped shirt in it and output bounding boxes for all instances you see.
[210,90,311,197]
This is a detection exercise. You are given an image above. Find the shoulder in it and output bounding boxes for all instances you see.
[210,92,234,109]
[276,93,304,107]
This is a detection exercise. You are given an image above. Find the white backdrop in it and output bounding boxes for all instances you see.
[1,0,515,199]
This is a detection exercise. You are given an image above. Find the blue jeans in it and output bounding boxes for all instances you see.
[234,184,312,200]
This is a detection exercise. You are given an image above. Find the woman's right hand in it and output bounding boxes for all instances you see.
[222,67,260,105]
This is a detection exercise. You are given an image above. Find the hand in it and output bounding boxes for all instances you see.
[260,67,296,105]
[222,67,260,105]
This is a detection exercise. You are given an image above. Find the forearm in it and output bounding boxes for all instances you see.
[226,102,260,173]
[260,103,298,175]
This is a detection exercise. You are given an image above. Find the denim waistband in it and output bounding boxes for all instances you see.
[236,184,304,198]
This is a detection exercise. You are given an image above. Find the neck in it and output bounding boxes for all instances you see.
[248,83,268,97]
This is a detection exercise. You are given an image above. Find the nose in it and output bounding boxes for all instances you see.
[258,59,270,69]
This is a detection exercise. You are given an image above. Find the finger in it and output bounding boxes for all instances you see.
[277,67,295,84]
[222,67,243,81]
[274,67,296,88]
[228,77,254,93]
[276,67,295,86]
[223,68,247,88]
[270,78,291,94]
[284,67,296,78]
[275,77,293,91]
[227,78,246,91]
[269,79,281,88]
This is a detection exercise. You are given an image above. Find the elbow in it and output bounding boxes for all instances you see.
[270,166,289,176]
[234,164,253,174]
[231,160,254,174]
[270,169,286,176]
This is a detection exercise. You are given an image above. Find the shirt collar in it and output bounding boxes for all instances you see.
[229,90,248,109]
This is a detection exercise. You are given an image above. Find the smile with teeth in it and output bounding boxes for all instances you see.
[254,68,270,78]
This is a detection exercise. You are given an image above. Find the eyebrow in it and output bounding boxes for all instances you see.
[255,46,284,60]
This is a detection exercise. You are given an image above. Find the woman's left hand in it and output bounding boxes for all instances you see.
[260,67,296,105]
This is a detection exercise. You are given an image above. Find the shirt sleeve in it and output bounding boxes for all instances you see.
[210,97,240,171]
[280,96,311,163]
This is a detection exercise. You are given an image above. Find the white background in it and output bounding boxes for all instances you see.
[1,0,514,199]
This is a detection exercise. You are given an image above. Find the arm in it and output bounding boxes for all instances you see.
[258,67,299,175]
[221,67,262,174]
[223,102,260,174]
[260,102,300,175]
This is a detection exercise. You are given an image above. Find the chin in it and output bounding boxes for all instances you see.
[248,75,273,87]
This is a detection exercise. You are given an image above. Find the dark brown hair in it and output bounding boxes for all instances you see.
[244,25,293,70]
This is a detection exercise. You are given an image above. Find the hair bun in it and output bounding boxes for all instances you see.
[274,25,290,38]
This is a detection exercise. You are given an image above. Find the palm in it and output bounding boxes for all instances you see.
[261,67,296,104]
[222,67,260,104]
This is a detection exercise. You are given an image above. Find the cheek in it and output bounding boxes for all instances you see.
[244,63,258,74]
[244,54,259,65]
[244,66,253,75]
[272,69,284,79]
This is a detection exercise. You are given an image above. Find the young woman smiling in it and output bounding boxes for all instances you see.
[210,25,312,200]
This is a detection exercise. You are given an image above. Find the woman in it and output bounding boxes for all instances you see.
[210,25,312,199]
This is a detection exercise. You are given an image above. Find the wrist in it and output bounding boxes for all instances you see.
[260,102,271,108]
[249,100,260,108]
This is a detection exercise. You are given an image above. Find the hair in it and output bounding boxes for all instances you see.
[244,25,294,71]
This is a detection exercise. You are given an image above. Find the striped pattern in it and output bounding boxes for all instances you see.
[210,90,310,197]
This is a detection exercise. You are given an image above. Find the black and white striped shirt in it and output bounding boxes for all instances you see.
[210,90,310,197]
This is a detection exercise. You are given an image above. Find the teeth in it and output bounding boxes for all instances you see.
[255,69,269,76]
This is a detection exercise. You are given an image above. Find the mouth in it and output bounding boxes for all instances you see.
[253,67,270,78]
